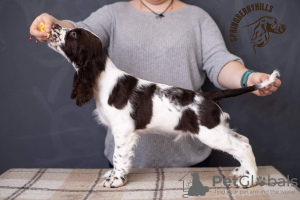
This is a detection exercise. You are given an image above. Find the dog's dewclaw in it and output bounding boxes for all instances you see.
[40,22,50,37]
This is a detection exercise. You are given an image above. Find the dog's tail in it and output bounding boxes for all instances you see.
[202,70,280,101]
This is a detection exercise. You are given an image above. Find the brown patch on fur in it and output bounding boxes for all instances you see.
[175,108,199,134]
[157,87,195,107]
[130,84,157,130]
[108,75,138,109]
[198,99,221,129]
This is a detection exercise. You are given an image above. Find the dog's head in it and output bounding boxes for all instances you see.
[246,16,286,51]
[262,17,286,34]
[48,24,107,107]
[191,172,199,179]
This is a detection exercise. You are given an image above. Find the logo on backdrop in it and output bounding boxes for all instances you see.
[228,3,286,54]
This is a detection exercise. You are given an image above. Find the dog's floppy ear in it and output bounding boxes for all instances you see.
[71,70,95,107]
[251,20,270,48]
[70,32,107,107]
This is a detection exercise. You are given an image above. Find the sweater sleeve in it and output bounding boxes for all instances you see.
[64,5,113,50]
[200,12,244,89]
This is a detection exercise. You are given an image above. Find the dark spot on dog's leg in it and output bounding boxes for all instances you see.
[121,176,126,183]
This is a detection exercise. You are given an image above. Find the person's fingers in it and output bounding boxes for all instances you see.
[36,36,48,42]
[253,89,264,96]
[30,13,54,40]
[251,74,281,97]
[30,20,47,37]
[268,85,278,93]
[30,16,48,40]
[30,29,47,37]
[264,78,281,92]
[260,75,270,89]
[258,90,265,96]
[43,13,53,34]
[263,90,272,95]
[273,78,282,87]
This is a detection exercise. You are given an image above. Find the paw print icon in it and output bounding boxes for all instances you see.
[257,176,267,186]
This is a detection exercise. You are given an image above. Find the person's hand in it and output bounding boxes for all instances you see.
[30,13,55,42]
[247,72,281,96]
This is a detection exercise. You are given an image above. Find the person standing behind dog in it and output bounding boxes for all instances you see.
[30,0,281,168]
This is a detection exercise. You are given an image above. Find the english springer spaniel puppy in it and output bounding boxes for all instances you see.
[47,24,279,188]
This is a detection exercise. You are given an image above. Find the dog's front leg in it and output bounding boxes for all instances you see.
[102,131,139,188]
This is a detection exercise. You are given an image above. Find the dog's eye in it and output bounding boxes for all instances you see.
[69,31,77,38]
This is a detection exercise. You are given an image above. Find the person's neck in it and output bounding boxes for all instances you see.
[141,0,174,13]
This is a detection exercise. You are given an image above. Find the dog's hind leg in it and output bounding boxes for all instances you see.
[102,130,139,188]
[228,128,249,144]
[197,125,258,188]
[222,113,249,144]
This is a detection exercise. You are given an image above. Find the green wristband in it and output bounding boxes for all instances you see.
[241,70,255,88]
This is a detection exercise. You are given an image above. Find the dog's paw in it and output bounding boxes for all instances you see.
[231,167,244,177]
[102,170,114,179]
[236,176,257,188]
[101,170,127,188]
[235,170,257,188]
[256,176,267,186]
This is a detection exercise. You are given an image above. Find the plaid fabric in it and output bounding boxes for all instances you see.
[0,166,299,200]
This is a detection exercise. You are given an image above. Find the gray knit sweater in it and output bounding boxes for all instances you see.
[67,2,243,168]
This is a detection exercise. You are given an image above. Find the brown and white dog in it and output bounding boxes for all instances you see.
[47,24,279,188]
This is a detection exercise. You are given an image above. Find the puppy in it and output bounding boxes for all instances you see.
[47,24,279,188]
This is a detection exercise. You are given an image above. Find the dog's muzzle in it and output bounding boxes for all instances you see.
[48,24,70,48]
[277,24,286,33]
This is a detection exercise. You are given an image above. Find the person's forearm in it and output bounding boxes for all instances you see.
[53,18,75,29]
[217,61,248,89]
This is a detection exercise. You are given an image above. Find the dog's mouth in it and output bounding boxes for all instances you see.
[48,29,59,43]
[47,34,53,42]
[47,24,66,44]
[272,24,286,34]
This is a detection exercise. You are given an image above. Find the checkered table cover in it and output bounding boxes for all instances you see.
[0,166,299,200]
